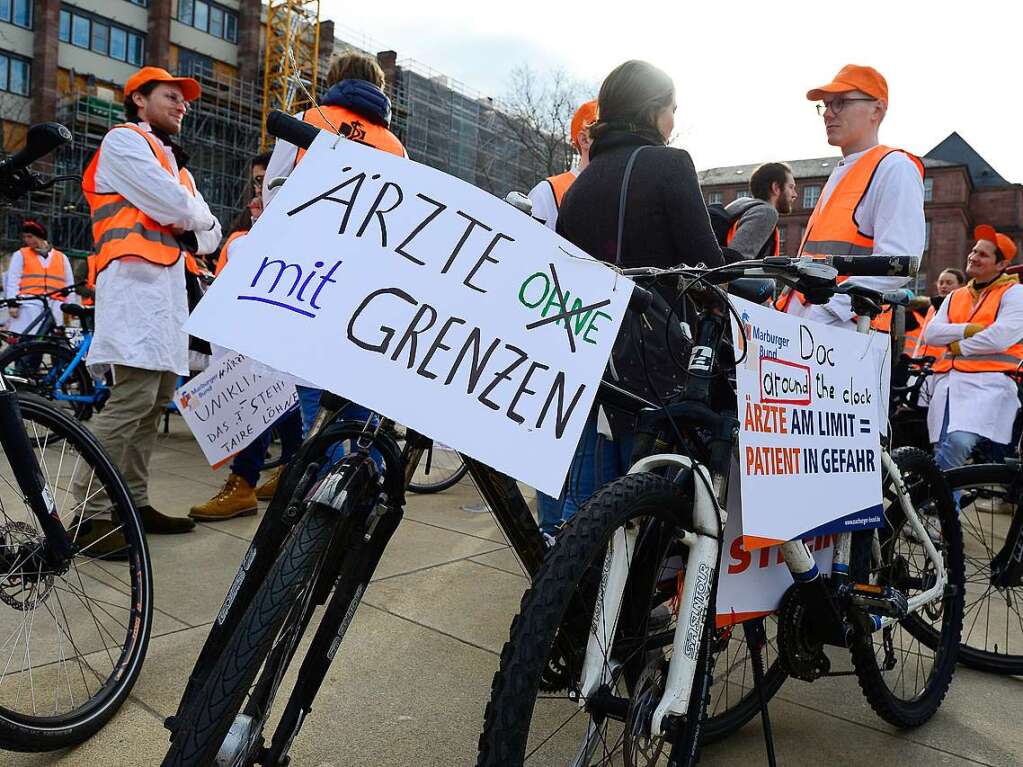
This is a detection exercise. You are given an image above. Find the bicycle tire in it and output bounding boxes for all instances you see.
[161,504,340,767]
[0,340,95,420]
[407,444,469,494]
[0,393,152,751]
[478,472,713,766]
[850,447,964,728]
[940,462,1023,675]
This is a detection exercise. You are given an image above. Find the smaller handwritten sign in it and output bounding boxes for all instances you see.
[174,353,298,468]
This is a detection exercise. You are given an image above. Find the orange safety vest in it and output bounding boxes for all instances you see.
[547,171,576,209]
[82,254,97,306]
[910,304,945,360]
[295,105,405,164]
[726,218,781,258]
[932,280,1023,373]
[775,144,925,314]
[17,247,68,296]
[214,230,247,276]
[83,123,195,276]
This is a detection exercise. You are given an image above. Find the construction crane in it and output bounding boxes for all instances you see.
[260,0,321,150]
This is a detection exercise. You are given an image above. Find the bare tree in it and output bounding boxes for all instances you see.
[506,65,591,175]
[476,65,591,193]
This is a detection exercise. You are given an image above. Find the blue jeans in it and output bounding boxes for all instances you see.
[537,410,633,535]
[230,406,303,487]
[933,399,991,471]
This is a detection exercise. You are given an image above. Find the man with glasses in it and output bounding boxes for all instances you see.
[778,64,925,326]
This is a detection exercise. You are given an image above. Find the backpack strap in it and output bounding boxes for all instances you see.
[615,145,652,267]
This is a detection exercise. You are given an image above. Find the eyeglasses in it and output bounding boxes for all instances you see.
[816,97,876,116]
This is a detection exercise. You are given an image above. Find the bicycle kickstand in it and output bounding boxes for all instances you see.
[743,619,778,767]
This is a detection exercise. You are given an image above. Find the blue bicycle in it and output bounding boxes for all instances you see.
[0,301,109,419]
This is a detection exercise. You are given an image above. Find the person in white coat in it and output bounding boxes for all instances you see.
[3,220,75,334]
[71,67,222,555]
[923,225,1023,470]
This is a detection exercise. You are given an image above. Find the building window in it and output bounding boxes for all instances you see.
[706,191,723,205]
[0,0,32,29]
[0,52,30,96]
[923,177,934,203]
[924,221,931,252]
[178,47,213,78]
[179,0,238,43]
[126,0,147,5]
[802,185,821,209]
[60,6,145,66]
[735,190,751,200]
[778,225,787,255]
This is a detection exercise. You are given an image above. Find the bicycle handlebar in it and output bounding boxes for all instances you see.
[266,110,319,150]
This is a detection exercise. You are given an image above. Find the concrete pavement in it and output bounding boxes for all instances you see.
[3,421,1021,767]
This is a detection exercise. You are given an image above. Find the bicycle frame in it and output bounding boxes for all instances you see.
[576,296,951,738]
[50,331,108,405]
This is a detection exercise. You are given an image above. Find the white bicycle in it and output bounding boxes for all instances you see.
[476,255,964,767]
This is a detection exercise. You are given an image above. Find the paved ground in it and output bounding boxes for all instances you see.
[4,422,1021,766]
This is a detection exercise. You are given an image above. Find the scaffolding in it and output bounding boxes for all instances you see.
[389,58,549,197]
[261,0,320,150]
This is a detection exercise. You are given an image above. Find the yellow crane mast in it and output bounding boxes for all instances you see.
[260,0,321,150]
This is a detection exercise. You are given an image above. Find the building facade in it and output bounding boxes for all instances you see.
[0,4,554,259]
[698,133,1023,292]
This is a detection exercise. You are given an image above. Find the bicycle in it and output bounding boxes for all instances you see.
[158,110,776,766]
[476,254,965,766]
[0,122,153,751]
[0,283,77,346]
[0,299,109,420]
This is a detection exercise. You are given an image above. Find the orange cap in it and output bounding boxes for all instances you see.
[806,64,888,103]
[570,99,598,149]
[975,224,1018,262]
[124,66,201,101]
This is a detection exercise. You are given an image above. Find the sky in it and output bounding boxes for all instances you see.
[322,0,1023,181]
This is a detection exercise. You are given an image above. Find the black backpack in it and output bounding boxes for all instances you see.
[707,200,776,258]
[706,202,742,247]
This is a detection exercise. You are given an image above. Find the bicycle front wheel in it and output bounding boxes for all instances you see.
[407,442,468,494]
[477,472,714,767]
[0,392,152,751]
[162,504,340,767]
[942,462,1023,675]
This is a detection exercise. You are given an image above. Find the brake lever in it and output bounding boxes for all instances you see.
[32,174,81,192]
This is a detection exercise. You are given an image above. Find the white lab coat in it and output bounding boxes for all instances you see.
[86,122,221,377]
[3,248,75,333]
[923,281,1023,444]
[787,146,925,327]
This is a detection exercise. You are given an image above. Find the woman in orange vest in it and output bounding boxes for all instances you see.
[909,267,965,360]
[527,100,598,231]
[923,226,1023,470]
[263,51,406,210]
[3,219,75,334]
[777,65,925,326]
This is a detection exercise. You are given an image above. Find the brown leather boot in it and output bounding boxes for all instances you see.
[72,518,130,560]
[189,474,259,521]
[254,466,283,500]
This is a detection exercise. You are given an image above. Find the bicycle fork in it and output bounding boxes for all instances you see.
[576,454,723,739]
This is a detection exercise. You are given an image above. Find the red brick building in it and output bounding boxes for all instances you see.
[698,133,1023,292]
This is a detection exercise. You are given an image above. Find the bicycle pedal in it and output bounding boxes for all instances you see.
[849,583,908,619]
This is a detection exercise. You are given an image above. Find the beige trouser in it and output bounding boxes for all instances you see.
[72,365,179,512]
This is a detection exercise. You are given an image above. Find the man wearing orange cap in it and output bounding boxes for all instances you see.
[922,226,1023,470]
[71,67,223,552]
[781,65,925,326]
[527,99,597,231]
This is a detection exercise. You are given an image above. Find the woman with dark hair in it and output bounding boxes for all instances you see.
[538,60,728,538]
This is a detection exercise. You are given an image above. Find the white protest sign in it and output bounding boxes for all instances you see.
[174,353,299,468]
[715,462,834,626]
[729,297,885,548]
[186,132,633,496]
